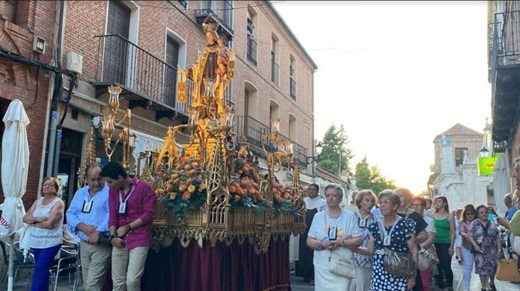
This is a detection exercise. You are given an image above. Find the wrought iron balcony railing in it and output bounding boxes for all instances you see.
[94,34,192,114]
[235,115,308,167]
[490,10,520,82]
[247,38,257,66]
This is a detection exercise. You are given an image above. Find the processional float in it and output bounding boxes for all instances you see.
[77,21,306,254]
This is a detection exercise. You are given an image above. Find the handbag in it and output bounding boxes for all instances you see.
[497,256,520,282]
[328,250,355,278]
[378,220,416,278]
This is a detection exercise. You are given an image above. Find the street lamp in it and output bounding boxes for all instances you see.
[479,146,491,158]
[306,142,323,164]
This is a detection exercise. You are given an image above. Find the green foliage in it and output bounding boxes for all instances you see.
[354,156,395,195]
[316,124,353,175]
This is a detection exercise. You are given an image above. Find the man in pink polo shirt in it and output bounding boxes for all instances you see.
[100,161,157,291]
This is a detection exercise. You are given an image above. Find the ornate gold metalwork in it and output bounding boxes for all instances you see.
[101,85,136,169]
[76,125,97,188]
[149,22,304,253]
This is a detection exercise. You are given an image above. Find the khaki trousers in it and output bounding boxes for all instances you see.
[79,241,111,291]
[111,246,149,291]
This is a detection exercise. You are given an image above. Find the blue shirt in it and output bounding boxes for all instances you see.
[507,206,518,221]
[66,183,110,242]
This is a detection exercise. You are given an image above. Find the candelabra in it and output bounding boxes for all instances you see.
[101,85,136,169]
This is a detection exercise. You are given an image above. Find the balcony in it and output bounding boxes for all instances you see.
[246,38,257,66]
[92,35,192,122]
[235,115,308,168]
[489,11,520,142]
[194,8,234,42]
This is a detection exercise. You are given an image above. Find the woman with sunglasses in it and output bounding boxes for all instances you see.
[458,204,477,291]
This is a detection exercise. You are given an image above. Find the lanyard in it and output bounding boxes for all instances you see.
[379,216,400,239]
[355,211,373,228]
[119,182,137,204]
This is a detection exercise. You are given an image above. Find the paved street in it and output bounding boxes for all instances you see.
[291,256,520,291]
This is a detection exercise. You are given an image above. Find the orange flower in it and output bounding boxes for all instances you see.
[174,178,181,185]
[179,184,187,191]
[256,194,263,201]
[186,178,193,184]
[188,185,196,193]
[192,162,199,167]
[241,178,249,187]
[228,185,236,193]
[155,189,164,196]
[235,187,245,196]
[199,183,207,191]
[169,192,177,200]
[189,169,197,175]
[166,183,173,191]
[184,164,191,170]
[283,192,291,199]
[182,191,191,200]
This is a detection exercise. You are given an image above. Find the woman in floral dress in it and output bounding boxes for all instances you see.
[468,205,502,291]
[368,189,418,291]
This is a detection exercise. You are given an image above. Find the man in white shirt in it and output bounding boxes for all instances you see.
[300,183,326,284]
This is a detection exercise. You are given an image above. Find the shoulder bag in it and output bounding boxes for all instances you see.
[328,250,355,278]
[378,220,416,278]
[324,212,355,278]
[497,252,520,282]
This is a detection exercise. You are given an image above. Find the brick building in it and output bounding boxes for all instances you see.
[0,1,60,208]
[33,0,318,205]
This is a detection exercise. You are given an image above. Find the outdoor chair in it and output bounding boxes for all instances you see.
[50,240,81,291]
[11,240,35,288]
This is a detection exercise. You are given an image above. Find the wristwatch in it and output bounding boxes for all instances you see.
[108,234,116,241]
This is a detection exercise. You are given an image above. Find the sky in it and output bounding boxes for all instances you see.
[271,1,491,194]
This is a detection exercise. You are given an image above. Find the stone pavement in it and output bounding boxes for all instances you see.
[291,256,520,291]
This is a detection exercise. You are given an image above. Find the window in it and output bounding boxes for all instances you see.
[223,1,233,29]
[271,35,279,85]
[164,36,180,107]
[201,0,215,10]
[177,0,188,8]
[104,0,131,84]
[290,55,296,99]
[246,7,257,66]
[455,147,467,167]
[3,0,17,23]
[289,114,296,141]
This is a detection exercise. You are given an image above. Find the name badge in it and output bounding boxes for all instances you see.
[119,202,127,215]
[359,218,366,228]
[383,235,391,246]
[82,200,92,213]
[328,226,337,241]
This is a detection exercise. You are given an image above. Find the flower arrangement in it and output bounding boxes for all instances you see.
[273,182,301,214]
[155,155,207,222]
[228,156,271,212]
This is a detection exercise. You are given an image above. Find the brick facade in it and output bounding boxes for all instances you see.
[0,1,57,208]
[60,1,316,172]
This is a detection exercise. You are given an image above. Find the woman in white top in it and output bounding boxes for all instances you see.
[23,177,64,291]
[306,184,363,291]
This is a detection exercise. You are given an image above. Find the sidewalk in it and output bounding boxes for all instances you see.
[290,256,520,291]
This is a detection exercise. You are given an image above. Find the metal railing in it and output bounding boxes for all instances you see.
[235,116,308,167]
[490,11,520,82]
[247,38,257,66]
[94,34,200,114]
[290,78,296,100]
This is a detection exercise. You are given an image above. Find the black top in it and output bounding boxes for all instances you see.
[397,209,427,235]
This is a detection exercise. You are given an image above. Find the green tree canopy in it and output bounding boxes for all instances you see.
[354,156,395,195]
[316,124,353,175]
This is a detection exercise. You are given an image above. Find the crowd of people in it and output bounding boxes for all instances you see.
[21,161,157,291]
[292,181,520,291]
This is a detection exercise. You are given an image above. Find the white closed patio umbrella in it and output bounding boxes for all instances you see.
[0,99,30,291]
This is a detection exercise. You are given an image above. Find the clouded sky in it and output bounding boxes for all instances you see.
[272,1,491,194]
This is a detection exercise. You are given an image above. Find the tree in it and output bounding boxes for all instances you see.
[354,157,395,194]
[316,124,353,175]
